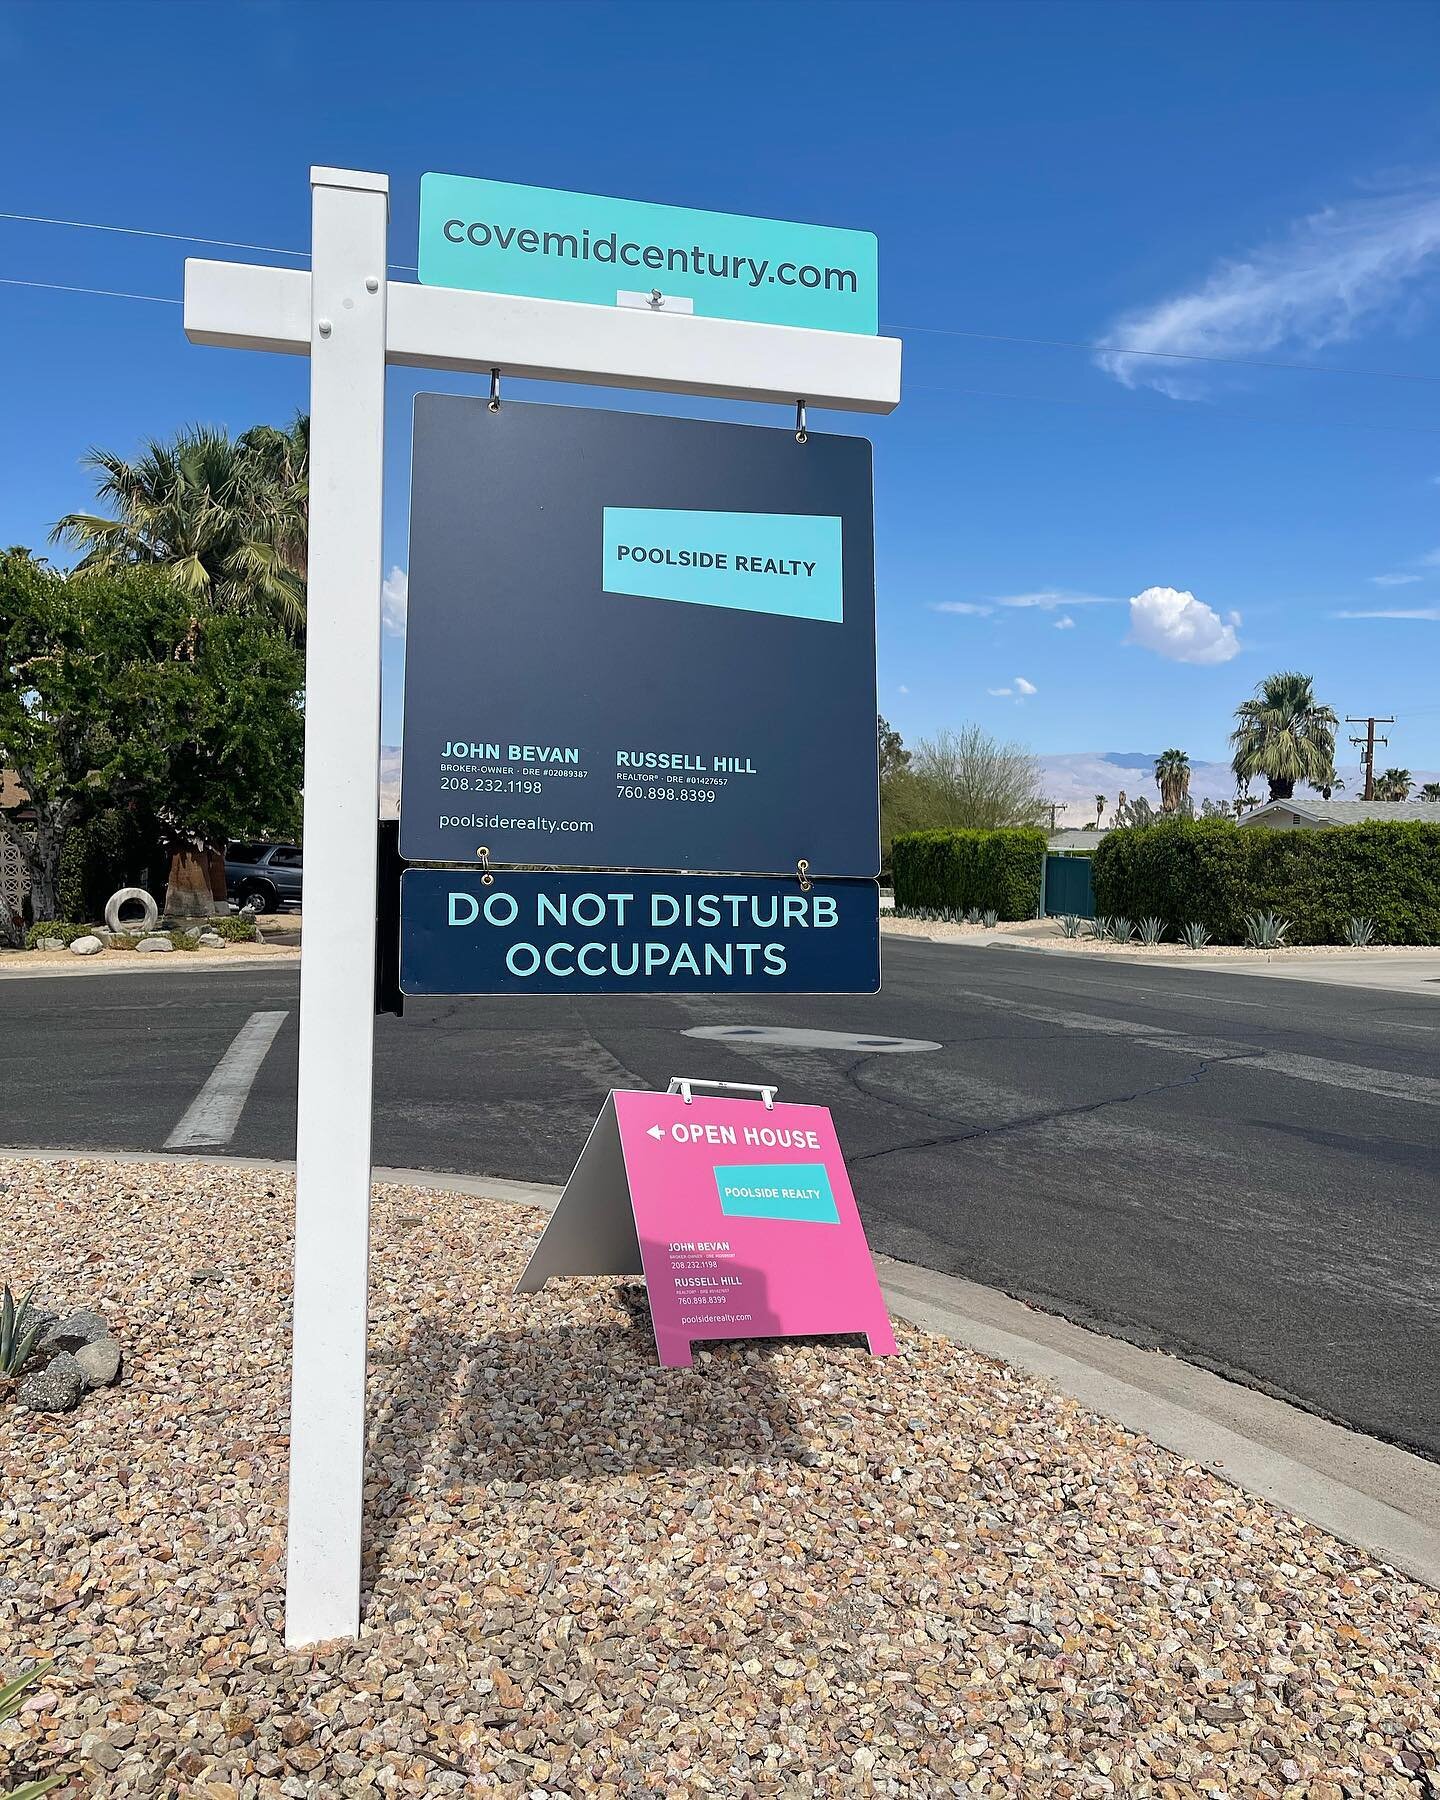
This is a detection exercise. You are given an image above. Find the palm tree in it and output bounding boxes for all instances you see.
[1373,767,1413,802]
[1093,793,1106,829]
[1420,782,1440,802]
[1154,748,1191,814]
[50,416,309,634]
[1230,671,1338,802]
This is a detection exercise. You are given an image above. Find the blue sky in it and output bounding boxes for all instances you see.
[3,0,1439,768]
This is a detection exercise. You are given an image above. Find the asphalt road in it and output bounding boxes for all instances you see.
[2,940,1436,1456]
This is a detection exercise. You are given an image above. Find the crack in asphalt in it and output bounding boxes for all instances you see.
[848,1052,1259,1166]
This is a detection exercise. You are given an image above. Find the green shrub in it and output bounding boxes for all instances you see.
[209,915,257,943]
[57,809,156,926]
[890,828,1046,920]
[109,933,140,951]
[1092,818,1440,945]
[168,929,201,951]
[23,921,88,949]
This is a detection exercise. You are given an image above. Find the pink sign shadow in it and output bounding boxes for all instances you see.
[612,1091,897,1368]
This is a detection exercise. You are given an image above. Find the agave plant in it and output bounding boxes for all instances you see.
[0,1660,64,1797]
[0,1284,45,1380]
[1343,916,1377,947]
[964,907,982,926]
[1058,914,1084,939]
[981,909,998,929]
[1180,921,1212,950]
[1111,917,1136,943]
[1089,915,1114,941]
[1242,910,1289,949]
[1136,917,1166,946]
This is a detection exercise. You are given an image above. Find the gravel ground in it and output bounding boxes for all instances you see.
[881,917,1437,958]
[1,1158,1437,1798]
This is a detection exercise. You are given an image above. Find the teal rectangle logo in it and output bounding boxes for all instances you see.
[714,1163,839,1224]
[603,507,843,623]
[419,173,877,335]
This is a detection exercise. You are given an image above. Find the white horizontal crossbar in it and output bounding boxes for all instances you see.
[183,258,901,412]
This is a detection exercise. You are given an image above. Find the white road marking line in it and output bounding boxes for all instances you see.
[164,1010,289,1148]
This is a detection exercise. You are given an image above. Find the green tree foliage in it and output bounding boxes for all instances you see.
[1154,748,1191,813]
[1093,817,1440,945]
[1229,671,1338,802]
[891,827,1048,919]
[877,715,910,782]
[1373,767,1413,802]
[881,724,1046,855]
[50,416,309,635]
[1420,782,1440,802]
[0,553,303,923]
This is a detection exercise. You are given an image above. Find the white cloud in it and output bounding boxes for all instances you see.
[1127,586,1242,664]
[989,589,1117,609]
[381,565,408,634]
[987,686,1013,697]
[1370,572,1423,586]
[897,684,910,694]
[932,601,993,616]
[1333,606,1440,620]
[1053,615,1076,630]
[1095,180,1440,398]
[988,676,1037,701]
[1418,547,1440,567]
[1014,676,1038,696]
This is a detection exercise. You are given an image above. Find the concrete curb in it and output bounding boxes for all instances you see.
[0,950,302,980]
[5,1145,1438,1589]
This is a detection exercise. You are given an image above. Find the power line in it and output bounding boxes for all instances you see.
[0,276,181,306]
[2,206,1436,382]
[0,208,419,272]
[887,321,1440,385]
[1346,714,1394,801]
[906,378,1440,437]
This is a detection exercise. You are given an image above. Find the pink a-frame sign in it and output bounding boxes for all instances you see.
[516,1088,897,1368]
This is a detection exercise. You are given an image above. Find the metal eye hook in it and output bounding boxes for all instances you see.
[477,845,494,885]
[797,857,812,893]
[488,368,501,412]
[795,399,808,444]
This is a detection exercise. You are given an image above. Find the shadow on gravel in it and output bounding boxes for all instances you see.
[360,1277,814,1586]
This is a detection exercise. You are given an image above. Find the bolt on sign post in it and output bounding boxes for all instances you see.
[183,168,899,1648]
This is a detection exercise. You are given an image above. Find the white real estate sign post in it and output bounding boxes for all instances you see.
[184,166,900,1647]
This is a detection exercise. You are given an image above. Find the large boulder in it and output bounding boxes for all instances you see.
[38,1307,111,1354]
[74,1336,122,1388]
[18,1351,85,1412]
[136,935,174,953]
[70,935,103,956]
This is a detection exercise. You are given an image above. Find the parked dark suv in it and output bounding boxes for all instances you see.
[224,842,303,912]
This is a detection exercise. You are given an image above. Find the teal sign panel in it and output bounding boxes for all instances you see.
[419,173,878,334]
[602,507,843,622]
[714,1163,840,1225]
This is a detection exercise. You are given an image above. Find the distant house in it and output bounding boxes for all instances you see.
[1047,827,1106,852]
[1240,797,1440,830]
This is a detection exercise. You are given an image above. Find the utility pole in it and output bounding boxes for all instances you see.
[1346,715,1393,802]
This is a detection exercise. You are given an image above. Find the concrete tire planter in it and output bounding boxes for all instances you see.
[105,886,160,935]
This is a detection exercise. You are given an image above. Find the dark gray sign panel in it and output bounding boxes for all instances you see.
[400,869,880,995]
[398,397,878,876]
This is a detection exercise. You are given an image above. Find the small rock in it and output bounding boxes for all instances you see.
[74,1335,122,1388]
[190,1267,223,1285]
[37,936,66,951]
[69,934,103,955]
[18,1351,85,1412]
[39,1307,110,1353]
[136,935,174,953]
[198,932,225,947]
[78,1731,123,1771]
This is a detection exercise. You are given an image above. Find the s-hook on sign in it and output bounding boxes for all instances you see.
[398,396,879,879]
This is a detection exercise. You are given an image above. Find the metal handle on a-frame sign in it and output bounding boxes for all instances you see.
[667,1077,777,1110]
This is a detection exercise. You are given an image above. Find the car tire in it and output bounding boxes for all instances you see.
[241,881,279,914]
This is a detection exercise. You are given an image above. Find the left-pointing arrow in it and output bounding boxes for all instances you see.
[647,1125,666,1140]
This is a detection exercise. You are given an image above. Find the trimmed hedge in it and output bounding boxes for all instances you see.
[891,827,1047,920]
[1092,818,1440,945]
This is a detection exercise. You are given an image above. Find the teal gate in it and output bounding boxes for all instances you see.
[1043,854,1094,918]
